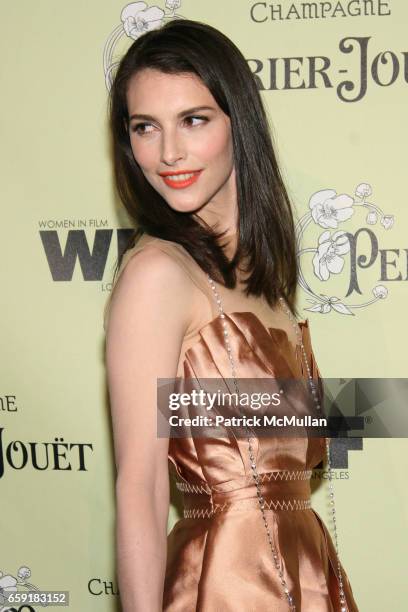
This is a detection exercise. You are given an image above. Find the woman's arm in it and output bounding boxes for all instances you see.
[105,246,193,612]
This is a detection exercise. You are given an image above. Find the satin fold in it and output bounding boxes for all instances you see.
[164,312,359,611]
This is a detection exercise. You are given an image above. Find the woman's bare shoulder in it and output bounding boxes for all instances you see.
[104,236,197,335]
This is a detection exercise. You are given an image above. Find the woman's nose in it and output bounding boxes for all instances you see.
[160,130,186,165]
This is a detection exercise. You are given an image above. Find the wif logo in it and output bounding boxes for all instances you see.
[39,225,134,283]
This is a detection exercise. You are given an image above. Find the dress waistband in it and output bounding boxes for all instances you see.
[175,470,313,519]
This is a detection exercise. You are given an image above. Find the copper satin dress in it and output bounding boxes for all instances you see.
[104,234,359,612]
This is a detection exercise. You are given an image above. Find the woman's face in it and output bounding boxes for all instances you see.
[126,68,236,219]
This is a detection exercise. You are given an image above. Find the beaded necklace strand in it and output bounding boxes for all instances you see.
[207,275,347,612]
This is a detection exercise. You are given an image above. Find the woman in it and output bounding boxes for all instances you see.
[103,18,359,612]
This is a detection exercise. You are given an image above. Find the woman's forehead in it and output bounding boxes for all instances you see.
[126,69,215,110]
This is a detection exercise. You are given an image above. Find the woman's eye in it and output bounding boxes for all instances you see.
[184,115,208,127]
[130,116,208,135]
[131,122,154,135]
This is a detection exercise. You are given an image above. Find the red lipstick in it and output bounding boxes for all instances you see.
[159,169,202,189]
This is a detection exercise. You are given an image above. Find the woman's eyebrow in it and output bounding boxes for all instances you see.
[128,105,216,122]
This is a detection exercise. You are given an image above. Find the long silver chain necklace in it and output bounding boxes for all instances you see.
[207,274,348,612]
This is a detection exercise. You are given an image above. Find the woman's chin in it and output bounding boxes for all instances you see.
[166,198,207,215]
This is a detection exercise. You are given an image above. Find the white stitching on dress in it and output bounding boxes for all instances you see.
[175,469,313,495]
[175,481,212,495]
[258,469,313,482]
[183,497,312,519]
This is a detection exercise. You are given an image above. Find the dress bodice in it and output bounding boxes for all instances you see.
[168,309,326,493]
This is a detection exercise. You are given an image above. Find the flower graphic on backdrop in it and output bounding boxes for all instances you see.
[355,182,372,198]
[380,214,394,230]
[309,189,354,229]
[372,285,388,299]
[104,2,185,90]
[0,566,43,612]
[312,230,350,282]
[0,571,17,610]
[297,182,396,315]
[121,2,164,39]
[366,210,377,224]
[165,0,181,11]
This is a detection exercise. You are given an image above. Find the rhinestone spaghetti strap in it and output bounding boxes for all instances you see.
[207,275,348,612]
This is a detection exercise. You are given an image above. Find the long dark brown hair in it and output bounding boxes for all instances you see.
[108,18,299,314]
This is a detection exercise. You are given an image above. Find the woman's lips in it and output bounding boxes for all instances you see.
[160,170,202,189]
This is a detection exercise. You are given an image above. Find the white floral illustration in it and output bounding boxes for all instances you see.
[0,572,17,610]
[165,0,181,10]
[103,2,185,91]
[380,214,394,230]
[309,189,354,229]
[366,210,377,224]
[355,182,372,198]
[304,296,353,315]
[121,2,164,39]
[372,285,388,299]
[297,182,395,316]
[0,566,43,612]
[312,230,350,282]
[17,567,31,581]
